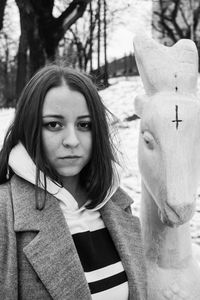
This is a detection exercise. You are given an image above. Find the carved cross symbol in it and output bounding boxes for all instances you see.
[172,105,182,130]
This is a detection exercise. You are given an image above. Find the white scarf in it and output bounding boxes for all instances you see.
[8,143,120,212]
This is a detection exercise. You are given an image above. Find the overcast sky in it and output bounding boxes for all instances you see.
[107,0,152,60]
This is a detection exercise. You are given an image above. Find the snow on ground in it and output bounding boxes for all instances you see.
[0,108,15,147]
[1,76,200,244]
[100,76,142,212]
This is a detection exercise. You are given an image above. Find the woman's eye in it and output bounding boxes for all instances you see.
[77,121,92,131]
[44,121,62,131]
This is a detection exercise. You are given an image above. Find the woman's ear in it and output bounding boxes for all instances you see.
[134,94,148,118]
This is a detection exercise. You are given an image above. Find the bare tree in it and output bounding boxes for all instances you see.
[15,0,91,97]
[60,0,132,79]
[64,1,99,72]
[152,0,200,69]
[152,0,200,43]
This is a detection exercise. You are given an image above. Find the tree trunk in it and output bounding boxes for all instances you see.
[15,33,28,99]
[0,0,7,31]
[89,1,93,73]
[15,0,46,90]
[103,0,108,87]
[28,18,45,77]
[190,0,194,40]
[15,0,29,98]
[97,0,101,70]
[3,34,9,103]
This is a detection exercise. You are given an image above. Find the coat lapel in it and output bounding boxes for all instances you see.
[11,176,91,300]
[100,189,147,300]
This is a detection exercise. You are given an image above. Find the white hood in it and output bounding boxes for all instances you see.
[8,142,121,212]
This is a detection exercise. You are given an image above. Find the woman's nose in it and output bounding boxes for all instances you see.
[62,126,80,148]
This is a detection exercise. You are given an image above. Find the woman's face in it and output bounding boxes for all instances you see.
[42,84,92,183]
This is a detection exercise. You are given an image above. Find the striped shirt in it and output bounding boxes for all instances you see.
[60,205,129,299]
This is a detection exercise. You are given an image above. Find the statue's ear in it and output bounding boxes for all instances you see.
[134,94,148,117]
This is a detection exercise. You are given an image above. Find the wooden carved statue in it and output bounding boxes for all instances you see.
[133,35,200,299]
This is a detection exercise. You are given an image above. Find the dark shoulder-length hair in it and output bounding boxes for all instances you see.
[0,64,119,209]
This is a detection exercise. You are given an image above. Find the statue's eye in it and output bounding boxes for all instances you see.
[142,131,155,150]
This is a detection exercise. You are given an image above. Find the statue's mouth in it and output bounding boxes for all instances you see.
[158,208,177,227]
[158,202,195,227]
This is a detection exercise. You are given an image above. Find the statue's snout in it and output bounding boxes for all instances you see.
[163,200,196,226]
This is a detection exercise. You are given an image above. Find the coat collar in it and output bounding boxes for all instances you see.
[11,175,146,300]
[11,175,91,299]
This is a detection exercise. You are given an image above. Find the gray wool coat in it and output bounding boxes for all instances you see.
[0,175,147,300]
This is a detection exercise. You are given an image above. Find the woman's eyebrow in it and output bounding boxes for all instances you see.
[77,115,91,119]
[42,114,64,119]
[42,114,91,119]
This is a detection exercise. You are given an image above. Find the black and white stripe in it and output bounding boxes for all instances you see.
[63,208,129,299]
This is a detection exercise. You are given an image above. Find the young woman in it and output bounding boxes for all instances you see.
[0,64,147,300]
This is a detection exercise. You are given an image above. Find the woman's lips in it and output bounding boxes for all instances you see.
[60,156,81,159]
[59,156,81,163]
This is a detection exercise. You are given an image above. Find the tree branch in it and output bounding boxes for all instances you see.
[154,7,184,41]
[179,5,190,28]
[57,0,91,31]
[171,0,180,20]
[193,3,200,32]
